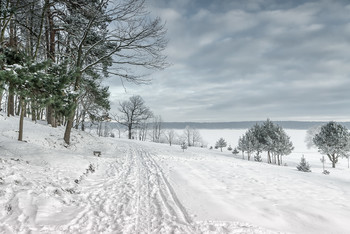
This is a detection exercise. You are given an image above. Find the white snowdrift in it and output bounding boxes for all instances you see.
[1,114,349,233]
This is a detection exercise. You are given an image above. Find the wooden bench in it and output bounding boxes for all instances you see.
[93,151,101,157]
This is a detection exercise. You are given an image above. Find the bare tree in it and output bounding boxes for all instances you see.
[305,125,322,149]
[151,115,163,143]
[191,128,202,147]
[62,0,168,144]
[164,129,176,146]
[182,126,201,147]
[138,120,149,141]
[183,126,192,147]
[118,95,153,139]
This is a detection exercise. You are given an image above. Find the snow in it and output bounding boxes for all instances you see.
[1,115,350,233]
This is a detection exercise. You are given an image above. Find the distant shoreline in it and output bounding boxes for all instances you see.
[105,121,350,130]
[161,121,350,130]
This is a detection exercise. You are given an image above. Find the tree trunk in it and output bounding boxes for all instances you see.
[74,108,79,129]
[24,103,28,117]
[31,101,36,122]
[63,66,82,144]
[56,113,61,126]
[47,105,53,125]
[51,108,57,128]
[15,95,19,115]
[267,151,271,164]
[64,116,74,144]
[98,122,102,137]
[47,1,56,62]
[64,99,78,144]
[328,154,336,168]
[81,110,86,131]
[7,18,16,117]
[128,125,132,139]
[39,108,43,120]
[7,84,14,117]
[18,97,25,141]
[0,89,3,111]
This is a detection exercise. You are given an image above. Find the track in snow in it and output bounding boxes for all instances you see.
[1,141,274,233]
[56,143,196,233]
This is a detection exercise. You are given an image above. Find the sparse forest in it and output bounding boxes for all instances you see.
[0,0,167,144]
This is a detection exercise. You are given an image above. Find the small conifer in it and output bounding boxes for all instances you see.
[297,155,311,172]
[232,148,239,155]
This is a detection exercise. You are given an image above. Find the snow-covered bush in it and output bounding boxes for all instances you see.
[227,145,232,151]
[323,170,330,175]
[296,155,311,172]
[232,148,239,155]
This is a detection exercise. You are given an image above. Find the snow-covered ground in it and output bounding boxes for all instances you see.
[1,115,350,233]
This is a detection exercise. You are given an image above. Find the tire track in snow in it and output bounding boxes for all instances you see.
[134,147,195,233]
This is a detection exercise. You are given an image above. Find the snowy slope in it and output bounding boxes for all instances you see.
[142,142,350,233]
[0,115,273,233]
[1,114,350,233]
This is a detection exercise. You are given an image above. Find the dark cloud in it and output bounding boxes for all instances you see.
[105,0,350,122]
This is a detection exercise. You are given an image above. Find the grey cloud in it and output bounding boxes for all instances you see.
[105,0,350,122]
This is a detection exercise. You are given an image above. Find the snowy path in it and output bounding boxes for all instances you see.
[62,143,195,233]
[3,142,194,233]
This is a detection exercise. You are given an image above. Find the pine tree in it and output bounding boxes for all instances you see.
[313,121,350,168]
[215,138,227,152]
[297,155,311,172]
[254,154,262,162]
[238,119,293,164]
[232,148,239,155]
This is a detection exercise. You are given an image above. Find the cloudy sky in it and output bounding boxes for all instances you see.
[106,0,350,122]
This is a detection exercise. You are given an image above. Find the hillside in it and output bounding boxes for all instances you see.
[1,115,350,233]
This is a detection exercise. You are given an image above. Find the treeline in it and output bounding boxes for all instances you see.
[90,95,205,148]
[161,121,350,130]
[0,0,167,144]
[210,120,294,165]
